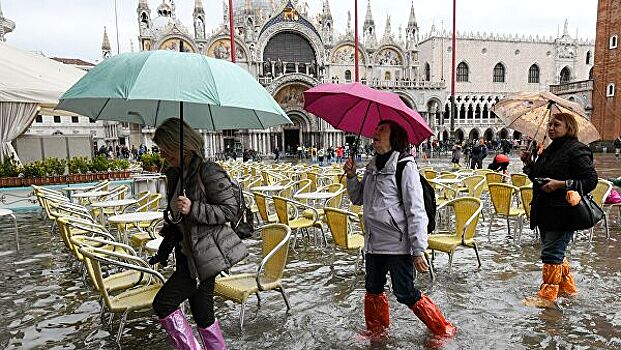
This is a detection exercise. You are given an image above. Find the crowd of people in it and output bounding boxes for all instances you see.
[95,143,159,160]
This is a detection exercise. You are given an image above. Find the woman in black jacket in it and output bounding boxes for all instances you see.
[521,112,597,308]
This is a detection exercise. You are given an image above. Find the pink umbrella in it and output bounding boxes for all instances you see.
[303,82,432,145]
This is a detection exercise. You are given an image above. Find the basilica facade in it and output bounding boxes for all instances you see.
[132,0,593,156]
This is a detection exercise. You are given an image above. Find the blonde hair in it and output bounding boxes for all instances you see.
[153,118,204,161]
[551,113,579,138]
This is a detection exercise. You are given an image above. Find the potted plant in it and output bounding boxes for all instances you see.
[44,157,67,184]
[0,156,22,187]
[110,159,131,179]
[68,156,90,183]
[22,161,46,186]
[90,155,110,180]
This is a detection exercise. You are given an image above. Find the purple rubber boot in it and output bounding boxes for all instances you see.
[197,319,227,350]
[158,309,202,350]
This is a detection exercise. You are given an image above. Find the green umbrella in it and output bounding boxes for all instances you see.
[57,50,290,130]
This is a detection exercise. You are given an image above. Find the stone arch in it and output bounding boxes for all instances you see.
[257,22,325,65]
[266,74,319,94]
[499,128,509,139]
[330,41,369,65]
[442,130,450,141]
[374,45,405,66]
[560,66,571,83]
[273,81,313,114]
[468,128,480,140]
[157,34,199,53]
[483,127,495,141]
[205,36,248,60]
[455,128,465,141]
[396,92,417,111]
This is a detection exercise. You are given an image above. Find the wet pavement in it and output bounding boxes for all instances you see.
[0,153,620,350]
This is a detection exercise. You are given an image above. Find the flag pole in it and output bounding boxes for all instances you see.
[228,0,236,63]
[354,0,359,82]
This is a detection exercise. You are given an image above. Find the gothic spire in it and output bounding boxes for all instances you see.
[407,1,417,27]
[364,0,374,28]
[383,15,392,41]
[102,26,111,51]
[323,0,332,20]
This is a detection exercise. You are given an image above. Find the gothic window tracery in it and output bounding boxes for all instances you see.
[528,64,540,84]
[493,63,505,83]
[457,62,469,82]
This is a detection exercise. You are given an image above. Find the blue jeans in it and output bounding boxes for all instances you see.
[540,229,574,264]
[365,254,421,306]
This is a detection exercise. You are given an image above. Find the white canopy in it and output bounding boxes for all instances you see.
[0,41,85,162]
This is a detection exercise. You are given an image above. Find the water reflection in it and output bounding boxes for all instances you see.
[0,154,620,349]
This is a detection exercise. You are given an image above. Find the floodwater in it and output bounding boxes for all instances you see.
[1,154,620,350]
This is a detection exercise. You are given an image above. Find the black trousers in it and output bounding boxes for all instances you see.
[152,247,216,328]
[365,253,421,306]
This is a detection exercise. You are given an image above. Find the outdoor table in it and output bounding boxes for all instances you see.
[90,198,138,225]
[250,185,286,193]
[61,185,96,200]
[108,211,163,244]
[72,190,110,204]
[145,237,163,254]
[432,178,463,184]
[294,192,338,201]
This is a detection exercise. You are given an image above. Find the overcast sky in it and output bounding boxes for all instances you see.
[2,0,597,63]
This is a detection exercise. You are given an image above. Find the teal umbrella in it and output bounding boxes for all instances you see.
[57,50,290,130]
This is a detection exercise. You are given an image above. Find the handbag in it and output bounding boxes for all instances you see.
[568,182,604,231]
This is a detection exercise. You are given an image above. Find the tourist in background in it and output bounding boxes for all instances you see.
[470,138,487,169]
[451,142,462,168]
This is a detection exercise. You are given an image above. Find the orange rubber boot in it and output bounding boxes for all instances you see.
[559,258,577,298]
[523,263,562,308]
[409,294,457,341]
[363,293,390,339]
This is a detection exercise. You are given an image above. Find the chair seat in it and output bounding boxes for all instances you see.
[345,233,364,250]
[104,270,146,292]
[505,208,525,217]
[288,217,322,229]
[130,232,154,247]
[428,234,476,252]
[109,284,161,312]
[302,208,324,220]
[214,273,261,304]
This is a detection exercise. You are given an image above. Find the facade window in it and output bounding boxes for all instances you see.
[589,67,594,80]
[424,62,430,81]
[89,118,96,123]
[607,83,615,97]
[71,116,79,123]
[493,63,505,83]
[456,62,469,82]
[528,64,540,83]
[586,51,591,65]
[560,67,571,83]
[344,70,351,81]
[35,114,43,123]
[610,34,618,49]
[384,71,391,80]
[53,115,61,123]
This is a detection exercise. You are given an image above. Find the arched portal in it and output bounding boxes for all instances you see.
[499,128,508,139]
[442,130,449,141]
[484,128,494,141]
[283,112,309,154]
[455,129,465,141]
[264,32,316,74]
[469,128,480,140]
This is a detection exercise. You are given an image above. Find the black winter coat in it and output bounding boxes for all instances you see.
[525,136,598,231]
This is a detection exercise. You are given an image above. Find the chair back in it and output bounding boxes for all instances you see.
[519,185,533,219]
[488,183,519,215]
[511,173,530,187]
[592,179,613,206]
[272,196,291,225]
[254,192,273,223]
[307,172,320,192]
[422,169,438,180]
[450,197,482,241]
[462,175,486,196]
[324,207,359,249]
[438,172,458,179]
[101,185,128,201]
[136,193,162,212]
[258,224,292,287]
[485,172,504,185]
[91,180,111,192]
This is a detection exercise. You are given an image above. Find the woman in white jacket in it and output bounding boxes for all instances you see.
[344,120,456,343]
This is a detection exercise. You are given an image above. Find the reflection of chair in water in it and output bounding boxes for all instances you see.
[428,197,482,273]
[214,224,292,329]
[0,209,19,251]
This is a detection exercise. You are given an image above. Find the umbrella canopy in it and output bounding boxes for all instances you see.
[57,50,290,130]
[303,82,432,145]
[491,91,600,144]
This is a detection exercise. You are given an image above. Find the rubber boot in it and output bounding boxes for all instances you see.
[158,309,202,350]
[523,263,562,308]
[198,319,227,350]
[363,293,390,339]
[559,258,577,298]
[409,294,457,343]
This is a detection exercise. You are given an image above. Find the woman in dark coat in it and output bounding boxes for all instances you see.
[150,118,248,349]
[521,112,597,308]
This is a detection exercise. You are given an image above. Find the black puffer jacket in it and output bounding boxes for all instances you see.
[525,136,598,231]
[167,154,248,281]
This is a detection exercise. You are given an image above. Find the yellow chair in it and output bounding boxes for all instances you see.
[519,185,533,221]
[323,207,365,272]
[591,179,612,239]
[428,197,483,273]
[487,183,526,239]
[485,172,504,186]
[462,175,486,197]
[214,224,292,329]
[422,169,438,180]
[253,192,278,225]
[273,195,325,247]
[511,173,531,187]
[78,245,164,343]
